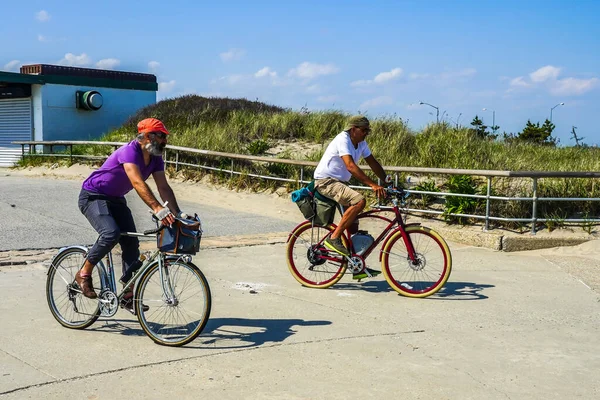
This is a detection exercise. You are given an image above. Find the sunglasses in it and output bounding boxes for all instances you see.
[149,131,167,140]
[359,127,371,134]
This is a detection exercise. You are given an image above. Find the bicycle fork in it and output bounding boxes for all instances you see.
[158,255,179,306]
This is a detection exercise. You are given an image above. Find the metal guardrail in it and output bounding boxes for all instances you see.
[13,140,600,234]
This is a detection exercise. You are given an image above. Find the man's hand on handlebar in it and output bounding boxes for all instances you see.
[371,183,386,200]
[154,206,175,226]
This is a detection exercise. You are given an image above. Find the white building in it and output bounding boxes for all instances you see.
[0,64,157,167]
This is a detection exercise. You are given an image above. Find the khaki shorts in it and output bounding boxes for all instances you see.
[314,178,364,207]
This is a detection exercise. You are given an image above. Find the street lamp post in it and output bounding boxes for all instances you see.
[482,108,496,134]
[419,101,439,123]
[550,102,565,122]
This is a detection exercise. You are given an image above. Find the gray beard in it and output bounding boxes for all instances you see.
[145,141,164,156]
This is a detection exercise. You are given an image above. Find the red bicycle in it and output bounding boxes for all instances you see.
[286,187,452,298]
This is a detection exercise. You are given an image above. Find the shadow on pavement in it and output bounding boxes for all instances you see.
[332,279,394,293]
[88,317,332,349]
[430,281,494,300]
[196,317,332,349]
[330,280,494,300]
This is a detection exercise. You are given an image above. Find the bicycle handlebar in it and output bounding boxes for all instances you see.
[384,186,409,199]
[143,225,166,235]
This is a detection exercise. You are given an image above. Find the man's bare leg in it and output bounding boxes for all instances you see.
[330,199,365,240]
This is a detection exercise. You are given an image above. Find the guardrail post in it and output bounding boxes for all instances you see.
[175,151,179,172]
[69,145,73,164]
[20,144,25,160]
[230,159,234,178]
[531,177,538,235]
[484,176,491,231]
[299,166,304,188]
[394,173,398,187]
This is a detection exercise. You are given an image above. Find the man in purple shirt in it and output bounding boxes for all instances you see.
[76,118,181,312]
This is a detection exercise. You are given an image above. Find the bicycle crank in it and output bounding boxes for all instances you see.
[346,255,366,274]
[98,290,119,317]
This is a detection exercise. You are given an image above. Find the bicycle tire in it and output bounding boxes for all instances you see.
[286,221,348,288]
[46,247,100,329]
[381,225,452,298]
[136,259,211,347]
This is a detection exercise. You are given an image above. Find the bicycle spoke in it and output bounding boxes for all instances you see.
[137,261,211,346]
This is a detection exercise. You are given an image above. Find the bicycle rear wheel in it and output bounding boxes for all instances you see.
[136,259,211,346]
[381,225,452,298]
[286,221,348,288]
[46,247,100,329]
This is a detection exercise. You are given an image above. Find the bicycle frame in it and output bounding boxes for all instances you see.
[352,205,420,263]
[50,232,186,307]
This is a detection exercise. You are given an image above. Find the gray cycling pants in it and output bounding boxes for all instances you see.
[78,189,139,275]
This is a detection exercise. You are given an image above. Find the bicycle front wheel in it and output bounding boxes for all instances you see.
[136,259,211,346]
[381,225,452,298]
[46,247,100,329]
[286,221,348,288]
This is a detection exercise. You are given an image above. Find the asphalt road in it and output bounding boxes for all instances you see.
[0,175,296,251]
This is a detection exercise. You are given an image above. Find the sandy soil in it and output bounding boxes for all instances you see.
[3,164,301,223]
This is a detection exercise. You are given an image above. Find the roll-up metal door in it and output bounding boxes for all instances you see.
[0,98,32,167]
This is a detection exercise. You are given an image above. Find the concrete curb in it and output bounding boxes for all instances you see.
[404,217,598,252]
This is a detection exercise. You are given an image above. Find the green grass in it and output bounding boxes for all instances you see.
[17,95,600,231]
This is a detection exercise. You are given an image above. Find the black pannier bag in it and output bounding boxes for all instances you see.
[312,195,337,226]
[157,218,202,255]
[291,181,337,226]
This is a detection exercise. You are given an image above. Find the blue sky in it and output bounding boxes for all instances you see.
[2,0,599,145]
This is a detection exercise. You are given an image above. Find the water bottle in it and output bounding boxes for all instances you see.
[351,231,375,256]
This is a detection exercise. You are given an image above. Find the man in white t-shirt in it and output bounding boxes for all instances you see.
[314,115,387,279]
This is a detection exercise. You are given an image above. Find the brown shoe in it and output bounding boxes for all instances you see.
[75,271,98,299]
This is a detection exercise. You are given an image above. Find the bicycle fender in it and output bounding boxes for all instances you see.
[377,224,421,262]
[48,245,89,275]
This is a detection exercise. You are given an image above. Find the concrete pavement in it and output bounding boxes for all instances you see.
[1,240,599,399]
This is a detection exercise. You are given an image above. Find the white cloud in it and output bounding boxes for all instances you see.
[3,60,21,72]
[507,65,598,96]
[509,76,531,88]
[352,67,403,87]
[57,53,92,67]
[255,67,277,78]
[374,68,403,83]
[36,10,51,22]
[287,62,339,80]
[359,96,394,110]
[95,58,120,70]
[220,48,246,62]
[148,61,160,73]
[158,80,176,93]
[530,65,561,83]
[551,77,599,96]
[37,34,48,42]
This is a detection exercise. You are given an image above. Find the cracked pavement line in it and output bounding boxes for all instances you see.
[0,331,416,396]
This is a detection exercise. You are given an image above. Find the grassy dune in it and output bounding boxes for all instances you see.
[24,95,600,229]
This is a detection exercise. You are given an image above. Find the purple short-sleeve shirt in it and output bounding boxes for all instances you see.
[82,140,164,197]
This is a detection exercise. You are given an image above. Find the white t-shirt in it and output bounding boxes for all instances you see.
[314,131,372,182]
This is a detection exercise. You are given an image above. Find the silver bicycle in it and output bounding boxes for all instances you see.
[46,215,212,347]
